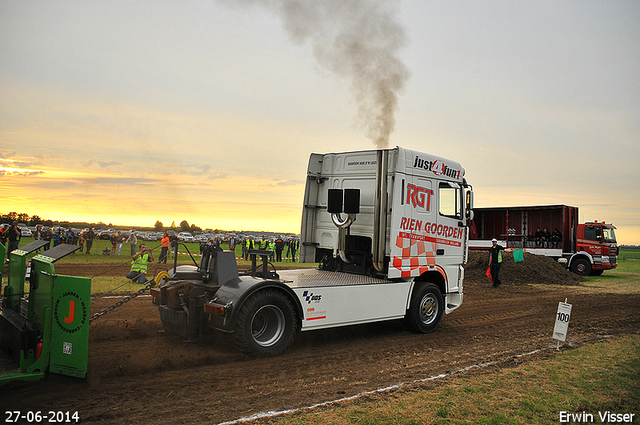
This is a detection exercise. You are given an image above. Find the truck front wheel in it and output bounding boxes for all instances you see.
[233,289,298,357]
[571,258,592,276]
[405,284,444,333]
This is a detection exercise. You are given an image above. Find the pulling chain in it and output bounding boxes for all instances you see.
[89,280,154,322]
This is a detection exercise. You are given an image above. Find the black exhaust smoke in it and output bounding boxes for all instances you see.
[222,0,410,148]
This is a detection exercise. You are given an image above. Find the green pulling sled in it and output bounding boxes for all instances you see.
[0,240,91,386]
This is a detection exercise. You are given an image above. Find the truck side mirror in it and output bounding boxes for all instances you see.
[465,190,474,220]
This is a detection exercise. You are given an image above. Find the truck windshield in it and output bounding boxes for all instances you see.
[603,227,617,243]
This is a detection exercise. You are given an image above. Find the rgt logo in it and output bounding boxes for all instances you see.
[302,290,322,304]
[406,183,433,210]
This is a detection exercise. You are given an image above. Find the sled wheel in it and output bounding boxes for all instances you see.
[405,283,444,333]
[233,289,297,357]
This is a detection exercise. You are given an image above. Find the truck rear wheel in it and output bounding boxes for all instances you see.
[571,258,591,276]
[233,289,297,357]
[405,284,443,333]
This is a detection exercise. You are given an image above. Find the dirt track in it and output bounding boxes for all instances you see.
[2,256,639,424]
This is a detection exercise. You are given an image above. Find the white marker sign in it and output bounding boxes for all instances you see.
[553,301,572,342]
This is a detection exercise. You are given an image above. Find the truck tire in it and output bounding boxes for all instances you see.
[233,289,298,357]
[571,258,592,276]
[405,284,443,334]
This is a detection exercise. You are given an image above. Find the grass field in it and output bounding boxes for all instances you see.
[573,248,640,295]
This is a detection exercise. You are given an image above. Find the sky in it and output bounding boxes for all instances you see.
[1,0,639,243]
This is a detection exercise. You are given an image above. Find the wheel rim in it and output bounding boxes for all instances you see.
[419,293,438,325]
[251,305,286,347]
[575,261,588,275]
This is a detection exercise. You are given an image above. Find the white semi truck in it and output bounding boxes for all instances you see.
[152,146,474,357]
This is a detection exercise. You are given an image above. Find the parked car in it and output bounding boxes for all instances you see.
[194,234,209,243]
[177,232,195,242]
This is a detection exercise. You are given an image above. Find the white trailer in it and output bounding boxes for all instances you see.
[152,146,474,357]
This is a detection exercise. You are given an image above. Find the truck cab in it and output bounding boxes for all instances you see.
[300,146,473,313]
[571,221,618,276]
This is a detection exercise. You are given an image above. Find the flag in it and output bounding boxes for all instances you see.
[485,267,492,280]
[513,248,524,263]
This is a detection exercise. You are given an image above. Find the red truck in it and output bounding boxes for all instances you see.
[468,205,618,276]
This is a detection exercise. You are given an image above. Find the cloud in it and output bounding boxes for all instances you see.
[0,150,18,160]
[264,179,305,187]
[98,160,122,168]
[0,170,45,177]
[165,163,230,178]
[80,158,123,168]
[11,161,37,169]
[77,176,161,186]
[197,164,211,174]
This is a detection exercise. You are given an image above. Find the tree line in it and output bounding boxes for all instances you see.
[1,212,206,233]
[155,220,204,233]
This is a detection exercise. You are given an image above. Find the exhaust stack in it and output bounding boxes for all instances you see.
[372,149,389,272]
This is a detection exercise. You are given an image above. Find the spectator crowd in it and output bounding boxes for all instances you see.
[1,223,300,262]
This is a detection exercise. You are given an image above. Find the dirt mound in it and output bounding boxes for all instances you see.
[465,250,585,285]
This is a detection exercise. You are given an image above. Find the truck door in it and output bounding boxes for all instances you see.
[389,174,437,279]
[435,181,465,292]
